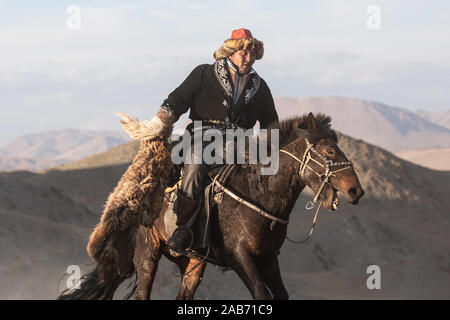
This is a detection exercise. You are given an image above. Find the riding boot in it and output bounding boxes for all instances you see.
[167,190,200,251]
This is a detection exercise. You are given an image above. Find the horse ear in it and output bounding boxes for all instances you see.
[305,112,317,131]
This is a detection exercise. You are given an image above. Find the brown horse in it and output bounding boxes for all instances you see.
[58,113,364,300]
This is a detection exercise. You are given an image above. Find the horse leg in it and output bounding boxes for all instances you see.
[258,255,289,300]
[229,247,272,300]
[175,257,207,300]
[133,226,162,300]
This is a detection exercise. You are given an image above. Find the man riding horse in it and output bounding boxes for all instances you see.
[148,28,279,251]
[60,28,365,300]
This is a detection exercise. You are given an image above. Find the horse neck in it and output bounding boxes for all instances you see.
[256,137,307,221]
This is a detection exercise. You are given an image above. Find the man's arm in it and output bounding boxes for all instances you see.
[141,64,207,140]
[160,64,208,121]
[257,81,279,129]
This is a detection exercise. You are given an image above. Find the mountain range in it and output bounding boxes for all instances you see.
[0,129,130,172]
[2,96,447,172]
[274,97,450,152]
[273,97,450,170]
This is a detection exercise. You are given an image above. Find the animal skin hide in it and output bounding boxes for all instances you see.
[86,109,174,282]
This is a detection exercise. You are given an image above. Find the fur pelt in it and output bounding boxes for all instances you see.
[86,109,175,283]
[116,108,175,141]
[214,38,264,60]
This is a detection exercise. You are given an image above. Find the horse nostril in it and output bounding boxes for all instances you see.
[348,187,358,198]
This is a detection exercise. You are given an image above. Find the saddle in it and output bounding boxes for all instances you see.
[162,164,237,253]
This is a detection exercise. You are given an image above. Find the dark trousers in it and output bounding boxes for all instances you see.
[180,162,209,200]
[179,136,224,200]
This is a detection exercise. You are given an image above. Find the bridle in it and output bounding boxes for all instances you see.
[280,137,353,209]
[279,137,354,243]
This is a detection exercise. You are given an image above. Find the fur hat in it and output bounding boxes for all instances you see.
[214,28,264,60]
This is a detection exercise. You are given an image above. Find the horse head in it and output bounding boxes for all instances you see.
[289,112,365,211]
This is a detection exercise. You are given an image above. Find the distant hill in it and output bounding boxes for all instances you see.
[416,109,450,130]
[395,147,450,171]
[0,129,130,172]
[1,130,449,299]
[55,140,140,172]
[274,97,450,152]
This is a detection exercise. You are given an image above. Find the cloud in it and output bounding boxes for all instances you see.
[1,1,450,145]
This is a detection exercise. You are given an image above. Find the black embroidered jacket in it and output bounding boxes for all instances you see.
[161,58,279,129]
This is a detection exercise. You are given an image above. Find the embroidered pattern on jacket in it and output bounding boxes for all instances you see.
[244,75,261,104]
[214,59,233,97]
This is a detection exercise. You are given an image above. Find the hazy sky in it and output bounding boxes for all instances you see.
[1,0,449,145]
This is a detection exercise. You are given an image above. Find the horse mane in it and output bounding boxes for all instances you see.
[270,113,338,147]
